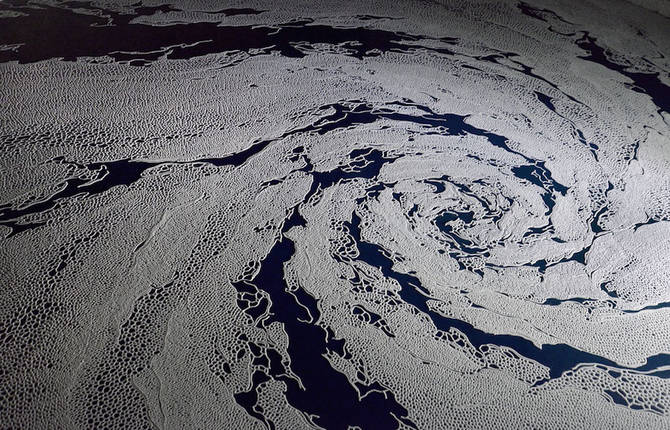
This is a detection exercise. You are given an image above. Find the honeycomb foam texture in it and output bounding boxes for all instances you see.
[1,0,669,429]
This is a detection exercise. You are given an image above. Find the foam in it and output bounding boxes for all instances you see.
[1,0,669,428]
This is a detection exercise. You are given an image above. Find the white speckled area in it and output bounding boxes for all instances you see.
[1,1,669,428]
